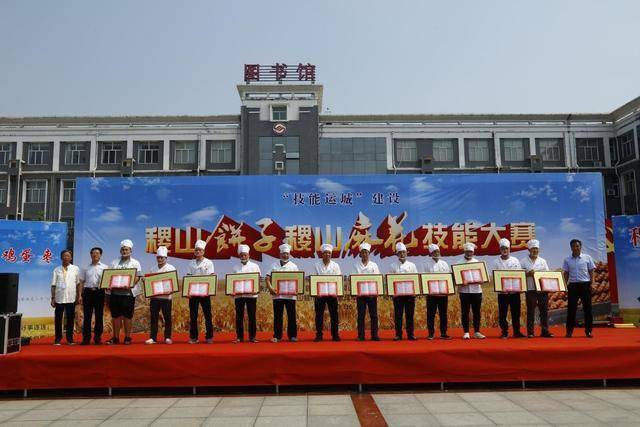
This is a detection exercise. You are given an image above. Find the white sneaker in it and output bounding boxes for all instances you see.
[145,339,156,345]
[164,338,173,345]
[474,332,486,339]
[463,332,470,340]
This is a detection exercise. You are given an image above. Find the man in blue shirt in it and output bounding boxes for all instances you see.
[562,239,596,338]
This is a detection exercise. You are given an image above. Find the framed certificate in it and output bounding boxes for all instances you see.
[493,270,527,293]
[182,274,217,297]
[100,268,137,290]
[350,274,385,296]
[386,273,421,296]
[225,272,261,296]
[271,271,305,295]
[143,270,179,298]
[309,275,344,297]
[421,273,455,296]
[451,262,488,286]
[533,271,567,292]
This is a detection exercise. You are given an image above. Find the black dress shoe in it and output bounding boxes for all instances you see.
[314,335,323,342]
[332,336,341,342]
[586,332,594,338]
[565,333,573,338]
[80,340,90,346]
[408,336,417,341]
[513,332,526,338]
[540,331,554,338]
[440,335,452,340]
[501,333,509,339]
[357,337,365,342]
[371,336,381,341]
[393,336,402,341]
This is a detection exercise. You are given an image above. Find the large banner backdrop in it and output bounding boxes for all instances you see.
[74,173,608,335]
[0,220,67,337]
[612,214,640,323]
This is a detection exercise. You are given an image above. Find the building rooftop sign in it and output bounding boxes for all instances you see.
[244,63,316,83]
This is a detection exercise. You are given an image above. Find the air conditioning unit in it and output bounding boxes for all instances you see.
[274,161,285,171]
[421,156,433,174]
[8,159,24,176]
[606,189,616,196]
[529,155,543,172]
[121,158,135,176]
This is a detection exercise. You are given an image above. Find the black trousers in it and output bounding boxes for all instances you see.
[188,296,213,340]
[235,297,257,340]
[54,302,75,342]
[525,291,549,335]
[356,296,379,339]
[393,296,415,338]
[498,293,522,335]
[314,297,339,338]
[273,299,297,340]
[566,281,593,334]
[82,289,104,343]
[150,298,172,341]
[459,293,482,333]
[426,295,448,336]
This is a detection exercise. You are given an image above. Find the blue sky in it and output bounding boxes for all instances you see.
[74,173,606,277]
[1,0,638,116]
[612,215,640,309]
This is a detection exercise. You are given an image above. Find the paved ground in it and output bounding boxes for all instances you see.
[1,388,640,426]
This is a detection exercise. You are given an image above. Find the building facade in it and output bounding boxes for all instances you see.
[1,81,639,246]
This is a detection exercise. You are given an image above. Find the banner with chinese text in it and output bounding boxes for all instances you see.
[0,220,67,337]
[74,173,607,333]
[612,215,640,323]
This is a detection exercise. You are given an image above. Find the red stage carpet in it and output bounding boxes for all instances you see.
[2,327,640,391]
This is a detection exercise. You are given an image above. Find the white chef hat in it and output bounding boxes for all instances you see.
[463,242,476,252]
[428,243,440,253]
[120,239,133,249]
[527,239,540,249]
[359,242,371,252]
[320,243,333,253]
[156,246,168,257]
[194,239,206,250]
[238,244,250,255]
[395,242,407,252]
[499,238,511,248]
[279,243,291,254]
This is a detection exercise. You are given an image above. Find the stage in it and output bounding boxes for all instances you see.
[2,327,640,392]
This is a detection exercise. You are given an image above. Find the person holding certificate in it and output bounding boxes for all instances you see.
[459,242,485,340]
[266,243,299,343]
[50,249,81,346]
[424,243,452,340]
[353,242,381,341]
[313,243,342,342]
[107,239,143,345]
[145,246,175,345]
[492,238,525,339]
[187,240,215,344]
[389,242,417,341]
[233,244,261,343]
[520,239,553,338]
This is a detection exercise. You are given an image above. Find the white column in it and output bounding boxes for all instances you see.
[89,135,97,171]
[494,133,501,167]
[386,133,394,171]
[528,137,536,156]
[162,139,170,170]
[126,138,133,158]
[603,135,612,167]
[52,139,60,172]
[199,135,207,171]
[457,137,465,168]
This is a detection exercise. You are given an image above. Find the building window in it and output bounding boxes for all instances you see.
[62,180,75,203]
[136,142,160,164]
[27,143,49,165]
[395,140,417,163]
[623,171,636,197]
[0,181,6,203]
[272,106,287,121]
[619,131,635,159]
[576,138,602,163]
[538,138,562,162]
[318,138,387,175]
[100,142,123,165]
[63,142,87,165]
[502,139,525,162]
[174,141,197,164]
[210,141,233,164]
[0,143,12,165]
[467,139,490,162]
[432,140,454,162]
[25,181,47,203]
[609,138,618,164]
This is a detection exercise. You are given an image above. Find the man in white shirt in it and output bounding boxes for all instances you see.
[424,243,452,340]
[187,239,215,344]
[107,239,143,345]
[233,244,261,343]
[458,242,486,340]
[79,246,107,345]
[492,238,525,339]
[563,239,596,338]
[353,242,380,341]
[50,249,81,345]
[520,239,553,338]
[389,242,417,341]
[313,243,342,342]
[266,243,299,342]
[146,246,175,345]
